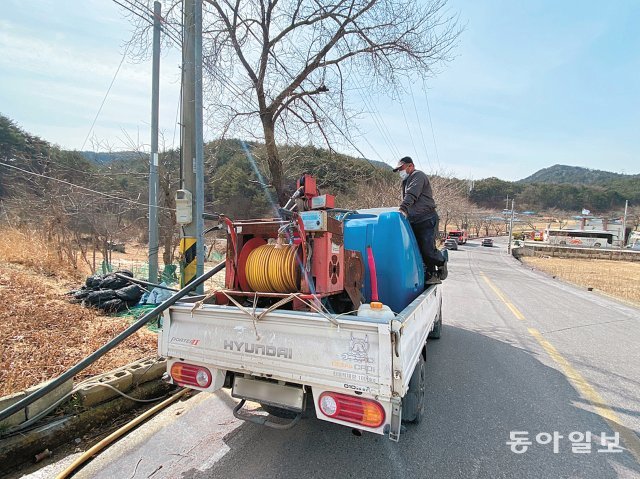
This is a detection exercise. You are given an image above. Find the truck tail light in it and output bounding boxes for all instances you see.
[170,362,212,388]
[318,392,385,428]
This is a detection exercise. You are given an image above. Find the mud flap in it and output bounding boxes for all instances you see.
[389,398,402,442]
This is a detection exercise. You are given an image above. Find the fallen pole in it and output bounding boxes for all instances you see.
[0,262,225,423]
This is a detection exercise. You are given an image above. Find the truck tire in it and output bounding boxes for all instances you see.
[402,353,426,424]
[428,299,443,339]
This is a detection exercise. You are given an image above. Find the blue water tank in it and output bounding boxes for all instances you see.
[343,208,424,313]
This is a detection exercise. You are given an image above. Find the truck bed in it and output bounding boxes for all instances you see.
[159,284,442,440]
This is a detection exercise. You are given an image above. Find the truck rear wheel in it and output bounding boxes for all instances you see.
[428,299,443,339]
[402,353,426,424]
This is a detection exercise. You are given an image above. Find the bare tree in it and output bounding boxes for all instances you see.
[547,208,571,230]
[430,174,469,234]
[124,0,461,204]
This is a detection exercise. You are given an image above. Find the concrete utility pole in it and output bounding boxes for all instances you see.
[180,0,201,289]
[194,0,205,292]
[508,199,515,254]
[148,1,161,284]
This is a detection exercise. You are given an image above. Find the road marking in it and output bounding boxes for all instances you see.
[528,327,640,462]
[480,271,640,463]
[480,272,526,320]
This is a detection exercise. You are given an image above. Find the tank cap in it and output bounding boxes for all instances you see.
[370,301,383,309]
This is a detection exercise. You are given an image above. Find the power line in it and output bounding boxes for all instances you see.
[0,162,175,211]
[408,81,433,171]
[422,82,442,170]
[80,42,131,151]
[398,98,423,171]
[113,0,183,45]
[357,88,401,160]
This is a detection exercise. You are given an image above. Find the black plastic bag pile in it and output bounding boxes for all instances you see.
[68,270,147,313]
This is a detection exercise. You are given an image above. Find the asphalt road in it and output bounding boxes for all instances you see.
[38,237,640,479]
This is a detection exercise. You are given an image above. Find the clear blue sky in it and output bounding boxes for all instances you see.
[1,0,638,180]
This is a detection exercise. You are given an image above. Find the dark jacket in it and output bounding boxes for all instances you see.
[400,170,436,223]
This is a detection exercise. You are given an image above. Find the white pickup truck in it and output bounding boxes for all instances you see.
[159,284,442,441]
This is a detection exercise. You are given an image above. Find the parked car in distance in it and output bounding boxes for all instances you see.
[444,238,458,250]
[482,238,494,247]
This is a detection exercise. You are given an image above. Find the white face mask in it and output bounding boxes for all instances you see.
[399,170,409,180]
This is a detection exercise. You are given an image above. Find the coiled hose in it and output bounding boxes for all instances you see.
[245,244,299,293]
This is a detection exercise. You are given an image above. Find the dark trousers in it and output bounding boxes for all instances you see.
[411,213,445,274]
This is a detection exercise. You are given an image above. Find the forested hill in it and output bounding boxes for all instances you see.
[470,163,640,211]
[1,112,637,215]
[519,164,638,185]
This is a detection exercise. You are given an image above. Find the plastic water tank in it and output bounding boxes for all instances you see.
[343,208,424,313]
[357,302,395,320]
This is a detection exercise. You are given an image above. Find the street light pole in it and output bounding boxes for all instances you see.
[508,199,515,254]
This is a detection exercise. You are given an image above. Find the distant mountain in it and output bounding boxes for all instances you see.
[367,159,393,170]
[81,151,142,165]
[519,164,638,185]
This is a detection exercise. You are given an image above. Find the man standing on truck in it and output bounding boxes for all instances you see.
[394,156,448,284]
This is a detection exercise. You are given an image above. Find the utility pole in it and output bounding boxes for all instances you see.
[180,0,198,288]
[148,1,161,284]
[622,199,629,248]
[508,199,515,254]
[194,0,205,293]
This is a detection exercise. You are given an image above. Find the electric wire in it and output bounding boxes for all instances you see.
[408,81,433,171]
[80,42,131,151]
[422,82,442,170]
[112,0,182,46]
[357,88,401,159]
[115,0,261,135]
[398,98,423,171]
[0,162,176,211]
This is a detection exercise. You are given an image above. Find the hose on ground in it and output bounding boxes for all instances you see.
[54,388,188,479]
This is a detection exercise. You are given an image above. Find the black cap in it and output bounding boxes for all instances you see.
[393,156,414,172]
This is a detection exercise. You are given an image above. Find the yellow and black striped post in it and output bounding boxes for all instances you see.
[180,237,197,287]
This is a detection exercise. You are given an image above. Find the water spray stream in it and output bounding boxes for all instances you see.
[240,141,280,216]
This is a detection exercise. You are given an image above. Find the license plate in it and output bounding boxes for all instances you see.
[232,376,304,411]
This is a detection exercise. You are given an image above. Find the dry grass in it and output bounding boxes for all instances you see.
[0,226,89,282]
[0,263,157,396]
[0,226,161,397]
[521,257,640,306]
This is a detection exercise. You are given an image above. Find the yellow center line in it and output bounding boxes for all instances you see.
[480,271,640,462]
[480,272,526,320]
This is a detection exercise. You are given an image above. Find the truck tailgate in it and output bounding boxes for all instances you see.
[160,304,394,397]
